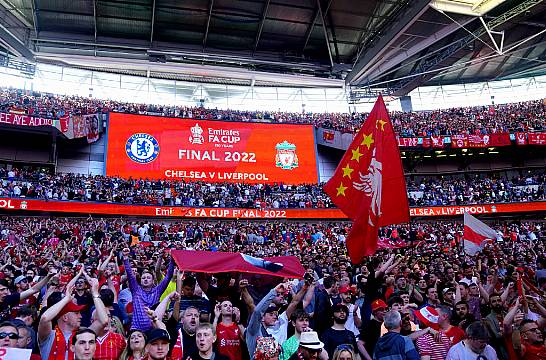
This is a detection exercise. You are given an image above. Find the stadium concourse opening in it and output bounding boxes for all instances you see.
[0,1,545,360]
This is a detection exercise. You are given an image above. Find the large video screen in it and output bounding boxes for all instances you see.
[106,113,318,184]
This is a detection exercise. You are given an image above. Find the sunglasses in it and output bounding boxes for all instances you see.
[522,327,542,334]
[0,332,19,339]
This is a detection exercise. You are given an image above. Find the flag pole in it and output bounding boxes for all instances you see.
[461,215,466,262]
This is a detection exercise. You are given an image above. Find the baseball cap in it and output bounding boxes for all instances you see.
[57,301,87,319]
[265,304,278,314]
[413,306,440,330]
[146,328,170,345]
[14,275,27,284]
[371,299,387,312]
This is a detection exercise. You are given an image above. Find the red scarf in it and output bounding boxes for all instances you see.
[170,329,184,360]
[49,326,75,360]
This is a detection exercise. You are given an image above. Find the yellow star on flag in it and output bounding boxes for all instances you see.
[351,147,363,162]
[376,119,386,131]
[342,164,354,179]
[361,133,374,150]
[336,182,348,196]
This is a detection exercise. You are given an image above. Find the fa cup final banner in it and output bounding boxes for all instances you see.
[106,113,318,184]
[1,198,545,218]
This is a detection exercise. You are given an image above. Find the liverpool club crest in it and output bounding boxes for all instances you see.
[275,141,299,170]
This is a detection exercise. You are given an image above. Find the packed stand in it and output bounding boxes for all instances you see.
[1,87,545,135]
[406,171,546,206]
[0,216,544,360]
[0,168,333,209]
[1,167,545,209]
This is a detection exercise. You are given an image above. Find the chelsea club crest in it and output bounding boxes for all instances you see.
[125,133,160,164]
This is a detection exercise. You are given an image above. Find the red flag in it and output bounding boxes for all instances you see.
[463,212,498,255]
[171,250,305,278]
[489,133,511,146]
[323,95,409,263]
[528,132,546,145]
[422,137,432,148]
[430,136,445,148]
[323,129,335,143]
[59,115,70,133]
[451,135,468,148]
[516,132,528,145]
[467,134,490,148]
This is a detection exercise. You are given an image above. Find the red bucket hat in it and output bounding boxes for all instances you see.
[413,306,439,330]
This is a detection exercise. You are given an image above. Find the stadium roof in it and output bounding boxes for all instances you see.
[0,0,546,92]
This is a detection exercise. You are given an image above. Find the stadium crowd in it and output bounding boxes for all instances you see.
[0,167,544,209]
[1,87,545,135]
[406,172,546,207]
[0,216,544,360]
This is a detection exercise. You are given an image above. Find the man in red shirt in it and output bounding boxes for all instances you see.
[90,308,126,359]
[518,320,546,360]
[38,271,109,360]
[59,263,74,286]
[436,305,465,345]
[214,300,244,360]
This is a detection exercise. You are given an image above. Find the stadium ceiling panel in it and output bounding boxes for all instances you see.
[0,0,545,91]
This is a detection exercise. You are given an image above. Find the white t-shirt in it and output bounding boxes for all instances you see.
[446,341,498,360]
[344,303,360,336]
[267,311,289,345]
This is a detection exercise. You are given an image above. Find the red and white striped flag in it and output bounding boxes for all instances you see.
[463,212,498,255]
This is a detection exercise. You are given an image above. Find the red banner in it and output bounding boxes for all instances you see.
[395,133,516,148]
[171,250,305,278]
[1,198,545,218]
[0,198,346,219]
[528,133,546,145]
[0,111,101,141]
[431,136,445,148]
[467,134,491,148]
[450,135,468,148]
[323,130,335,143]
[489,133,511,146]
[397,137,420,147]
[409,202,546,216]
[516,132,528,145]
[0,112,69,131]
[85,114,100,143]
[106,113,318,184]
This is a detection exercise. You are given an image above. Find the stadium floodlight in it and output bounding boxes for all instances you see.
[430,0,507,16]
